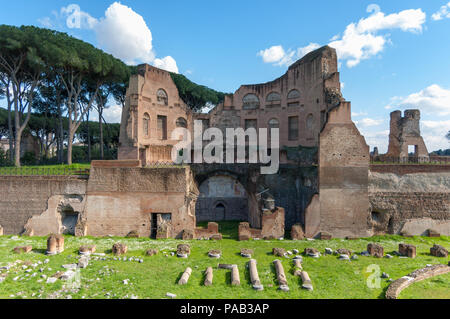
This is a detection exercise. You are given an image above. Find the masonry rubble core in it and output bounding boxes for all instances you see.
[0,46,448,239]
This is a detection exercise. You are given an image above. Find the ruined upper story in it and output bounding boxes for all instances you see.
[119,45,349,164]
[195,45,345,149]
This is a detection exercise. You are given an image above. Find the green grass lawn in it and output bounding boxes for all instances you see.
[0,164,91,176]
[0,222,448,299]
[398,273,450,299]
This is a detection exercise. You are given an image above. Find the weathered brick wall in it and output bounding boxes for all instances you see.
[0,176,87,234]
[369,171,450,235]
[370,164,450,175]
[84,166,197,238]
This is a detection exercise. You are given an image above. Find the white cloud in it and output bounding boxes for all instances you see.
[257,45,286,63]
[154,56,179,73]
[329,5,425,67]
[258,5,426,68]
[94,2,155,65]
[257,45,295,66]
[90,104,122,123]
[389,84,450,116]
[355,118,384,127]
[432,1,450,21]
[421,120,450,151]
[38,17,54,28]
[351,111,368,117]
[44,2,178,72]
[297,43,321,59]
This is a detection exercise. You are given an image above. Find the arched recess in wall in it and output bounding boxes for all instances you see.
[195,174,248,222]
[266,92,281,107]
[143,113,150,136]
[288,89,301,100]
[242,93,260,110]
[176,117,187,128]
[157,88,168,106]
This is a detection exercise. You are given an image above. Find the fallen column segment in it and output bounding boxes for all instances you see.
[178,267,192,285]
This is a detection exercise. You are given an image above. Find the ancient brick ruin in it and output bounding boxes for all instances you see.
[0,45,448,239]
[385,109,429,160]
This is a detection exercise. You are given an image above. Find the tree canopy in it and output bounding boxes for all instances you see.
[170,72,227,111]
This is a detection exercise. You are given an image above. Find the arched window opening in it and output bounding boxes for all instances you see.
[176,117,187,128]
[242,94,260,110]
[143,113,150,136]
[157,89,168,106]
[288,89,301,100]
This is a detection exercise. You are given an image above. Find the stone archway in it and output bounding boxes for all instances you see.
[196,174,248,222]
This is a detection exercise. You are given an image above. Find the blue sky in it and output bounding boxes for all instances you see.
[1,0,450,152]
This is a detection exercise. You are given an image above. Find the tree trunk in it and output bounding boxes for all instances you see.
[67,133,73,166]
[99,108,104,160]
[87,110,91,162]
[6,90,14,162]
[58,105,64,164]
[14,131,21,167]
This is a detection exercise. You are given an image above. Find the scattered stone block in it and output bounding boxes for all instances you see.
[325,248,333,255]
[13,246,32,254]
[62,264,77,270]
[181,229,194,240]
[304,248,320,257]
[336,248,352,256]
[46,234,58,255]
[231,265,240,286]
[367,243,384,258]
[248,259,261,289]
[178,267,192,285]
[398,244,416,258]
[61,270,76,281]
[177,244,190,258]
[207,222,219,234]
[210,234,222,240]
[238,222,252,241]
[126,230,139,238]
[279,285,290,292]
[300,271,313,291]
[293,259,302,276]
[273,259,288,286]
[351,254,358,260]
[320,232,332,240]
[54,235,64,253]
[430,244,448,257]
[272,248,286,257]
[290,224,304,240]
[240,249,253,258]
[428,229,440,238]
[166,292,176,299]
[78,257,89,268]
[79,245,96,255]
[339,254,350,261]
[112,243,128,256]
[208,250,221,258]
[145,249,158,256]
[218,264,235,270]
[204,267,213,286]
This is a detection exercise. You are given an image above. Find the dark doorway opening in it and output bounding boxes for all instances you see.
[151,213,158,239]
[61,207,78,235]
[215,203,226,220]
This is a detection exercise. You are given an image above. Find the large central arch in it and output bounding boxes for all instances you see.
[196,173,248,222]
